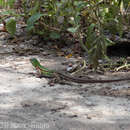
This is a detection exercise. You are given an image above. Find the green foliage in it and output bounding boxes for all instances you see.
[26,13,43,32]
[6,18,16,36]
[0,9,18,36]
[0,0,16,8]
[20,0,129,68]
[49,32,60,39]
[1,0,129,68]
[67,26,80,33]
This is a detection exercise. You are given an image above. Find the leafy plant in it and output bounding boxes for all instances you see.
[26,12,43,32]
[21,0,129,68]
[6,18,16,36]
[0,0,16,8]
[1,0,128,68]
[0,10,18,36]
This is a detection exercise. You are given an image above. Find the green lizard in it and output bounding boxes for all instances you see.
[30,58,54,78]
[30,58,130,83]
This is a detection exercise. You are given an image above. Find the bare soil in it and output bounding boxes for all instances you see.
[0,30,130,130]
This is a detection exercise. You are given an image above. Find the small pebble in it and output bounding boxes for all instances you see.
[49,82,55,86]
[68,63,73,67]
[66,66,73,72]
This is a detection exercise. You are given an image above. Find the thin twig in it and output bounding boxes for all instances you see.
[71,60,86,75]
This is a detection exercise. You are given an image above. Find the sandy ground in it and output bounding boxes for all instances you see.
[0,32,130,130]
[0,55,130,130]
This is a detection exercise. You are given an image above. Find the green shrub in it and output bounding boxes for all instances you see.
[1,0,129,68]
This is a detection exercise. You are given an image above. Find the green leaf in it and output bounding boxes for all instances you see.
[26,13,43,31]
[88,23,95,33]
[6,19,16,36]
[30,1,40,15]
[0,11,11,15]
[104,37,115,46]
[37,31,45,35]
[49,32,60,39]
[67,26,79,33]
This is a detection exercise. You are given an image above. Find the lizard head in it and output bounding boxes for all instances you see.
[30,58,40,67]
